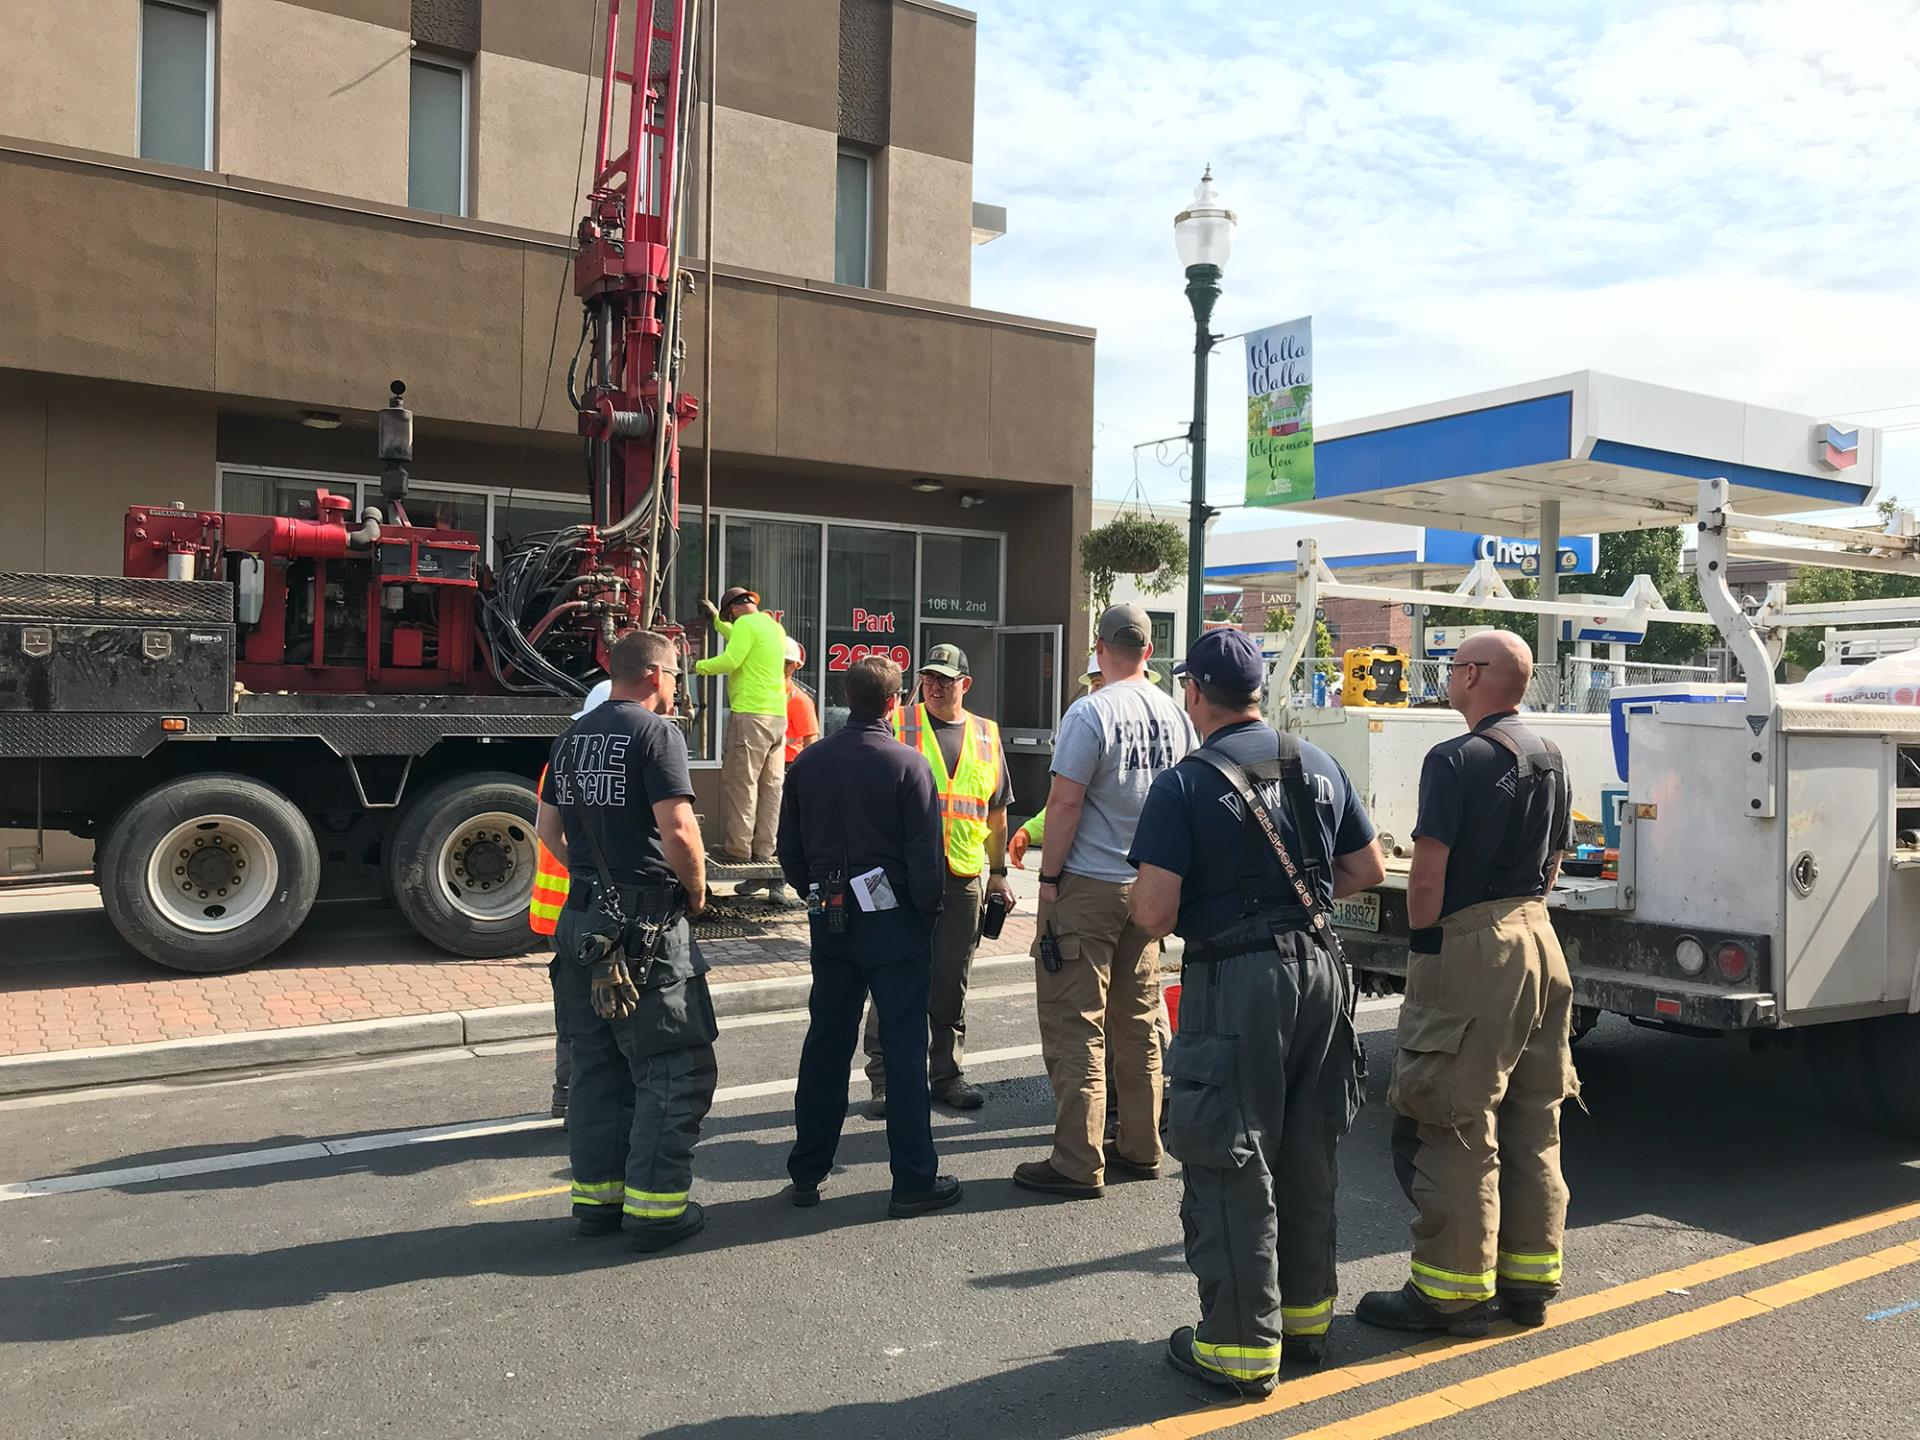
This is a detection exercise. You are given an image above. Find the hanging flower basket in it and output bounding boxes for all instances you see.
[1079,514,1188,614]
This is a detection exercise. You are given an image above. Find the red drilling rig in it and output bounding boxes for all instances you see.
[122,0,702,701]
[0,2,713,972]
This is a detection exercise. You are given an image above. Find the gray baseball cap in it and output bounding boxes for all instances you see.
[1097,603,1152,648]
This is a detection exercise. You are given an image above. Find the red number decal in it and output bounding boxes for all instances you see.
[827,643,851,672]
[890,646,911,668]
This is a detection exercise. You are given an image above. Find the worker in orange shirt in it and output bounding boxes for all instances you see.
[743,640,819,907]
[529,678,612,1123]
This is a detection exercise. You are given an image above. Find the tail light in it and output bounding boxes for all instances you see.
[1674,937,1707,975]
[1715,941,1751,982]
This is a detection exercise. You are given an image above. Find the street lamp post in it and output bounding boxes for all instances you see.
[1173,167,1236,656]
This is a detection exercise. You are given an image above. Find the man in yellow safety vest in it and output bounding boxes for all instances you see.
[862,643,1017,1116]
[529,679,612,1122]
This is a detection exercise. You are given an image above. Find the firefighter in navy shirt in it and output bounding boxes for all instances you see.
[1129,628,1384,1396]
[534,630,717,1254]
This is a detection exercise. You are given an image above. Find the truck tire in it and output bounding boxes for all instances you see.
[1808,1020,1894,1130]
[1869,1014,1920,1137]
[387,772,539,959]
[99,773,321,973]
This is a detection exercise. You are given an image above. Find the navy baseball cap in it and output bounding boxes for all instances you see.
[1174,629,1265,693]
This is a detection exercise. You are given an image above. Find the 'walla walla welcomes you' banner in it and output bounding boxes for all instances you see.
[1245,317,1314,506]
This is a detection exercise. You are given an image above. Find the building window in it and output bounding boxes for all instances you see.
[824,525,914,731]
[920,534,1001,623]
[834,148,871,287]
[408,57,468,216]
[139,0,215,170]
[721,516,824,747]
[1146,609,1176,694]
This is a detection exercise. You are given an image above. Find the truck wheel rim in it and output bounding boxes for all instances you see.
[146,815,280,935]
[437,811,534,923]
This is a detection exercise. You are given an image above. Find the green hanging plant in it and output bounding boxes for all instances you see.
[1079,514,1188,614]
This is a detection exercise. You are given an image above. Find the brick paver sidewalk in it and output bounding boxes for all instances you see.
[0,889,1039,1060]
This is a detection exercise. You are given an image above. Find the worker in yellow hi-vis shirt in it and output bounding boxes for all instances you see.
[694,586,789,864]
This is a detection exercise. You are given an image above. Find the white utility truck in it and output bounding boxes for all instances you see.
[1272,478,1920,1136]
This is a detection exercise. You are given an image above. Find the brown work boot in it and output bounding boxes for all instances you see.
[1102,1143,1161,1181]
[1012,1159,1103,1200]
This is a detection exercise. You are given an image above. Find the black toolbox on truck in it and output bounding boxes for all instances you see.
[0,573,233,716]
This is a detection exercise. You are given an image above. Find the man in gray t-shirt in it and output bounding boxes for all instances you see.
[1013,604,1194,1201]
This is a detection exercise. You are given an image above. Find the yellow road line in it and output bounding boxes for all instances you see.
[472,1183,570,1207]
[1279,1239,1920,1440]
[1110,1198,1920,1440]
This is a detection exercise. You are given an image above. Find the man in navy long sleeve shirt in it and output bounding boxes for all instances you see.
[777,655,961,1219]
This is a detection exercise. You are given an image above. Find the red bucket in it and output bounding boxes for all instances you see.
[1163,982,1182,1035]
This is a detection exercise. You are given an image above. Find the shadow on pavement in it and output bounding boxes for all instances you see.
[0,1184,1066,1344]
[643,1340,1215,1440]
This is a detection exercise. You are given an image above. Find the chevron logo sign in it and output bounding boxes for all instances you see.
[1817,422,1860,471]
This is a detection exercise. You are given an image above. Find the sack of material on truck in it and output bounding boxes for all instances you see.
[1779,645,1920,707]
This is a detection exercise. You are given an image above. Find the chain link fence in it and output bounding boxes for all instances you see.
[1278,655,1725,714]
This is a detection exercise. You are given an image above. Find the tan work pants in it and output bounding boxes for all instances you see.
[1032,871,1163,1186]
[1388,897,1578,1311]
[719,711,785,861]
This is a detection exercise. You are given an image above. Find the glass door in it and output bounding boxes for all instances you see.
[994,624,1063,752]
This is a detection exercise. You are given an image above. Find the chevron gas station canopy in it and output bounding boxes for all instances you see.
[1260,371,1879,536]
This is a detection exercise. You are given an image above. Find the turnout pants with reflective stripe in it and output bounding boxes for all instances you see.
[554,910,720,1233]
[1388,897,1577,1311]
[1167,928,1359,1384]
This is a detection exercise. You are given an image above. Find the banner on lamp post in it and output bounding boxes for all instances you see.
[1244,316,1314,507]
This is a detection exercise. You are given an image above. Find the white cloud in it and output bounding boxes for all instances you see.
[968,0,1920,517]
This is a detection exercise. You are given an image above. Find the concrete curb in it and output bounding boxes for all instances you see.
[0,944,1174,1098]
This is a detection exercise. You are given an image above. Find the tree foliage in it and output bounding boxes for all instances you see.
[1267,604,1335,657]
[1438,528,1717,667]
[1780,564,1920,674]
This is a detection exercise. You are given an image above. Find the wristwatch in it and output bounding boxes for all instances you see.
[1038,872,1062,886]
[989,867,1008,878]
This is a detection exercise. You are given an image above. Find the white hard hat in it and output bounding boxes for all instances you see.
[784,637,804,665]
[573,679,612,719]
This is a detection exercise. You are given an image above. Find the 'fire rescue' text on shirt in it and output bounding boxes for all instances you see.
[540,699,695,884]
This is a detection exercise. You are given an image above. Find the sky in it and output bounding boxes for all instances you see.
[965,0,1920,536]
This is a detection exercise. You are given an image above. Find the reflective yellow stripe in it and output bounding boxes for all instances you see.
[1191,1339,1282,1380]
[529,773,571,937]
[571,1179,624,1205]
[623,1189,690,1220]
[1281,1297,1335,1335]
[1499,1250,1565,1283]
[1411,1260,1496,1301]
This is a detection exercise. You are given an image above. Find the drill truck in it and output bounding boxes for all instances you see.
[1272,483,1920,1136]
[0,0,710,973]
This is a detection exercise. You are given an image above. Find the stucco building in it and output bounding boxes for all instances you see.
[0,0,1095,863]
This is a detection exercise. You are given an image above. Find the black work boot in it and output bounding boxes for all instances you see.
[630,1201,706,1253]
[1164,1326,1276,1400]
[575,1207,622,1238]
[933,1079,986,1110]
[1498,1287,1551,1328]
[864,1090,888,1121]
[888,1174,963,1219]
[1281,1335,1327,1366]
[1355,1283,1492,1337]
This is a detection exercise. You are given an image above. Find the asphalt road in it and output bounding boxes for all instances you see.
[3,986,1918,1440]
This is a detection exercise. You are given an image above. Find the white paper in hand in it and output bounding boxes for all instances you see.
[851,867,900,913]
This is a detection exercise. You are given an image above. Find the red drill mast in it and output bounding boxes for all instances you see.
[570,0,700,636]
[119,3,705,703]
